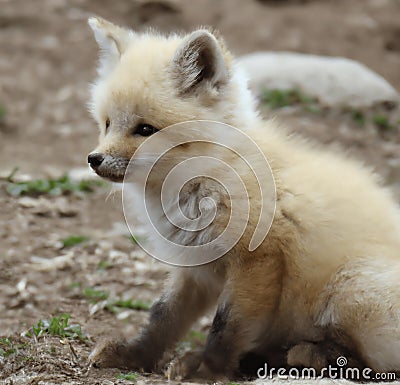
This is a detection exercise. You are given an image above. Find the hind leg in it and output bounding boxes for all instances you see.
[287,339,365,373]
[317,258,400,372]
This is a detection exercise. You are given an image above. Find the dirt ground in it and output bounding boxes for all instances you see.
[0,0,399,384]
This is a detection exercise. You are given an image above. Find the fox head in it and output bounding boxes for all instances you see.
[87,17,257,182]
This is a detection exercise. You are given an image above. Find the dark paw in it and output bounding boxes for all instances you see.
[89,339,134,369]
[166,350,203,380]
[89,337,159,371]
[287,342,327,371]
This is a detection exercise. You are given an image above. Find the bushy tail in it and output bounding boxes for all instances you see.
[317,257,400,372]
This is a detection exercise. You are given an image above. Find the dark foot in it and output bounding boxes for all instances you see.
[89,338,156,371]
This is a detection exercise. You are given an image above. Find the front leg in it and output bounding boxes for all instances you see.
[90,267,221,371]
[203,254,284,377]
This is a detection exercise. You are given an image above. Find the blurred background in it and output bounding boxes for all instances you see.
[0,0,399,383]
[1,0,399,175]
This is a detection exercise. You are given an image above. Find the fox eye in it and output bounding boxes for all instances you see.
[105,118,111,132]
[134,123,158,137]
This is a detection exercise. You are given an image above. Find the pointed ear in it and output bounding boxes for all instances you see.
[88,17,132,77]
[171,30,229,96]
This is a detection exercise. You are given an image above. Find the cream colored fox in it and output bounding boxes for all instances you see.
[87,17,400,378]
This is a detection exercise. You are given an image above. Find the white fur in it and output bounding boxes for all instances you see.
[88,18,400,373]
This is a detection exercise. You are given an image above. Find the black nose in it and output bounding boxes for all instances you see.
[88,153,105,169]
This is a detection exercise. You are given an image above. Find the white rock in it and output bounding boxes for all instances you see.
[237,52,399,108]
[116,310,132,320]
[30,252,75,271]
[18,197,40,208]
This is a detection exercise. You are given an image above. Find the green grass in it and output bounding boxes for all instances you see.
[187,330,206,342]
[0,337,12,348]
[349,110,398,131]
[261,88,317,110]
[128,234,146,245]
[373,114,392,130]
[116,372,138,381]
[97,260,111,271]
[61,235,89,248]
[105,298,150,313]
[0,337,26,358]
[81,286,150,312]
[27,314,86,341]
[351,110,366,127]
[260,90,398,133]
[6,174,106,197]
[127,234,149,247]
[83,287,109,303]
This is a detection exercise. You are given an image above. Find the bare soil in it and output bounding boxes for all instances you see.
[0,0,399,384]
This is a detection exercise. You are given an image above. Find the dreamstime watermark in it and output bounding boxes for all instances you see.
[122,120,276,266]
[257,356,397,381]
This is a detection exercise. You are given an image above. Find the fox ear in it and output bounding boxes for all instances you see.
[171,30,229,95]
[88,17,132,77]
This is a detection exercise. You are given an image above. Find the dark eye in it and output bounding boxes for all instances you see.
[105,118,111,132]
[134,123,158,137]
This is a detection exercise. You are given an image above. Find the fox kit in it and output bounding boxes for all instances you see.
[87,17,400,378]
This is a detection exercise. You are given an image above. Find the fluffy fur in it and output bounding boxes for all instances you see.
[87,17,400,379]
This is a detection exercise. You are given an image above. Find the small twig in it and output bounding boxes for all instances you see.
[69,341,79,362]
[0,166,19,182]
[60,338,79,363]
